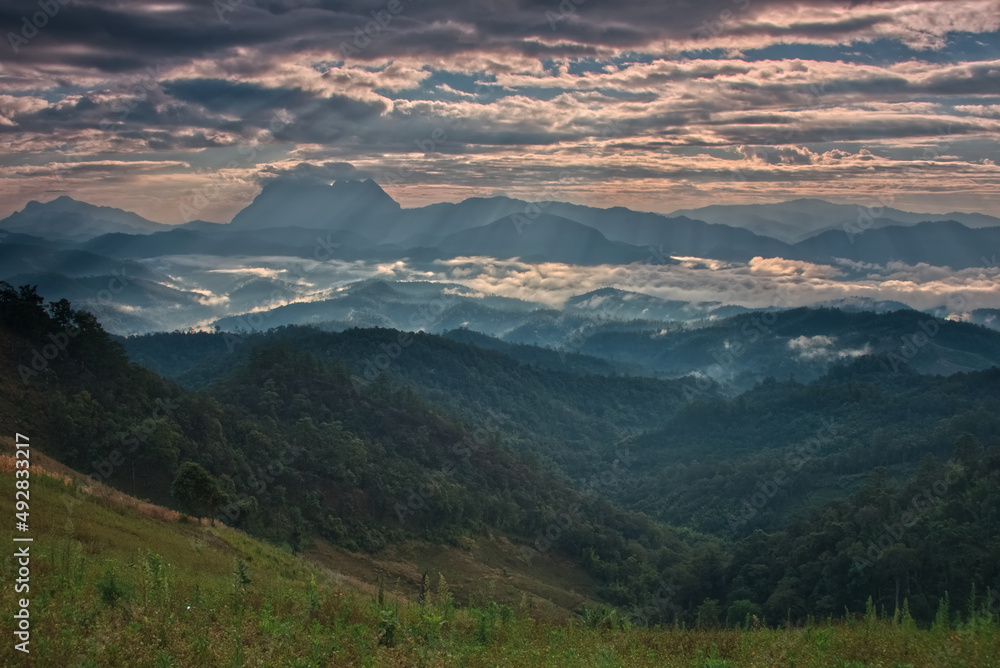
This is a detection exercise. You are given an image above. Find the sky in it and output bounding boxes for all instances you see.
[1,0,1000,224]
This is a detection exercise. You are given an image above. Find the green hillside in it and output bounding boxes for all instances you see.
[3,458,999,667]
[0,284,722,624]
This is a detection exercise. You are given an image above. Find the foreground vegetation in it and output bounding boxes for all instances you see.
[3,467,999,667]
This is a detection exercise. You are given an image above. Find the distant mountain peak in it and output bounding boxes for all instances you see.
[23,195,76,210]
[668,199,1000,244]
[1,195,167,241]
[24,194,117,211]
[331,178,400,208]
[259,177,397,202]
[231,177,400,230]
[332,176,391,193]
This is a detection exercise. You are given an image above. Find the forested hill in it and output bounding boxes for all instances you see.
[121,326,711,474]
[122,325,1000,526]
[0,283,722,623]
[565,307,1000,387]
[3,282,999,628]
[617,359,1000,535]
[116,311,1000,626]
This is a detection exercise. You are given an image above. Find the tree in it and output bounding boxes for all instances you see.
[171,462,228,518]
[696,597,722,628]
[954,433,983,467]
[726,599,762,628]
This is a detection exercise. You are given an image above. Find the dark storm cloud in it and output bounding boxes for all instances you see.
[717,118,987,146]
[0,0,972,71]
[0,87,245,140]
[161,79,312,113]
[920,62,1000,95]
[1,1,270,67]
[725,13,893,39]
[258,160,372,182]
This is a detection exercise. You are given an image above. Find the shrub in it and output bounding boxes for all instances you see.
[97,567,129,607]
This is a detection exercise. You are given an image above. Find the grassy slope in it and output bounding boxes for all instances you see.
[2,453,999,667]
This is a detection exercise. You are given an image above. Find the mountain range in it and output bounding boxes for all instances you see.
[2,178,999,341]
[0,195,170,241]
[668,198,1000,243]
[4,180,998,269]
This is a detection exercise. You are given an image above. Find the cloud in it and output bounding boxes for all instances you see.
[150,251,1000,326]
[788,334,873,361]
[258,160,372,183]
[0,94,49,126]
[50,246,1000,332]
[735,144,880,166]
[415,253,1000,314]
[1,1,1000,221]
[748,256,843,278]
[788,334,837,359]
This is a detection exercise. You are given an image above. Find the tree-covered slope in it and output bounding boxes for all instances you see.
[616,358,1000,536]
[0,283,721,622]
[3,281,999,628]
[122,326,709,474]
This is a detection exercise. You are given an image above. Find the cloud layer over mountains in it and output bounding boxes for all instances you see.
[2,182,998,337]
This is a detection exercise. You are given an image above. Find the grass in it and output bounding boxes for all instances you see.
[2,462,999,667]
